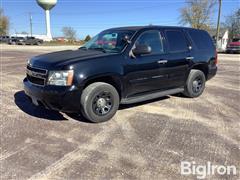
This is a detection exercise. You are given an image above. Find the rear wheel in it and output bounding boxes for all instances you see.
[183,69,206,98]
[81,82,119,123]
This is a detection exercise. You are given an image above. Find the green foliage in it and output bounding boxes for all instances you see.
[84,35,91,42]
[0,9,9,35]
[179,0,217,31]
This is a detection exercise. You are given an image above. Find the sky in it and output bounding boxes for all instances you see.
[2,0,240,39]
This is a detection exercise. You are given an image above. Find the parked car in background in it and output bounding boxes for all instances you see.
[16,37,26,45]
[53,37,68,42]
[8,37,25,45]
[226,38,240,54]
[25,37,43,45]
[0,36,11,43]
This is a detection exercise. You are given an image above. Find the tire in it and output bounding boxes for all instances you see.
[183,69,206,98]
[81,82,120,123]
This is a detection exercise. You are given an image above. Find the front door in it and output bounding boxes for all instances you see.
[124,30,170,97]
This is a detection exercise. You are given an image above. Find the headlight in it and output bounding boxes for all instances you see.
[47,70,74,86]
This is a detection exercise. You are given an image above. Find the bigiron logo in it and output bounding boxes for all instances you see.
[180,161,237,179]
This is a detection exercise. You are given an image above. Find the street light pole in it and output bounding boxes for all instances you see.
[216,0,222,48]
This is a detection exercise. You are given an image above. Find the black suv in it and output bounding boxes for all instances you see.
[24,26,217,122]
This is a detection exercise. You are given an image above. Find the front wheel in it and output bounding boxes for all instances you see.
[81,82,119,123]
[183,69,206,98]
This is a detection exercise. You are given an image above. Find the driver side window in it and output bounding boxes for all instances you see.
[134,30,164,54]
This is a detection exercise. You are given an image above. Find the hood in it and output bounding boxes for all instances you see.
[228,42,240,46]
[29,49,106,69]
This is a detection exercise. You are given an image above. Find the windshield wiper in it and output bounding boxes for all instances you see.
[79,46,87,50]
[89,47,107,53]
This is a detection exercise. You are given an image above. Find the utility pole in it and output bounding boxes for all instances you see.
[216,0,222,48]
[29,13,33,37]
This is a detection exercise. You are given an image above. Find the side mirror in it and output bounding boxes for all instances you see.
[132,44,152,55]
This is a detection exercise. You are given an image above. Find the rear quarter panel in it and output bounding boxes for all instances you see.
[184,29,217,78]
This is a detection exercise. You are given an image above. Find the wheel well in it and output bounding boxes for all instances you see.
[191,64,208,79]
[83,76,122,98]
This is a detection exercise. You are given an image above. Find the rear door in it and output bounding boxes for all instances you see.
[163,29,192,88]
[186,29,215,63]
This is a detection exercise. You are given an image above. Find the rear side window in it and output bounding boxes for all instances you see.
[188,29,214,50]
[165,30,188,52]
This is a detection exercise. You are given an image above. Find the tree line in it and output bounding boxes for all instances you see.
[61,26,91,42]
[180,0,240,40]
[0,9,9,35]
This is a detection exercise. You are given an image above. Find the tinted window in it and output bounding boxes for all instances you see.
[135,30,164,54]
[165,30,188,52]
[188,29,214,50]
[83,30,135,53]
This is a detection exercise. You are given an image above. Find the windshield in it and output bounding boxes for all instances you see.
[82,30,135,53]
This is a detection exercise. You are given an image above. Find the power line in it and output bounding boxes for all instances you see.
[25,4,178,16]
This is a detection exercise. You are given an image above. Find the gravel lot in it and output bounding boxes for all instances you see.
[0,44,240,180]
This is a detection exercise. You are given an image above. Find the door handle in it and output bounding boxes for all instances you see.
[157,60,168,64]
[186,56,194,60]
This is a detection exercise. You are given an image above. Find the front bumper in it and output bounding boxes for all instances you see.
[23,78,82,113]
[226,47,240,53]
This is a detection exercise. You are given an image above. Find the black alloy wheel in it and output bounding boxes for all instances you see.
[81,82,120,123]
[183,69,206,98]
[92,91,114,116]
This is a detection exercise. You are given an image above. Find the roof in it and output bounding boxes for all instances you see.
[105,25,194,32]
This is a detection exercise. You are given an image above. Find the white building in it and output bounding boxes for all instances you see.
[10,34,52,41]
[216,30,229,52]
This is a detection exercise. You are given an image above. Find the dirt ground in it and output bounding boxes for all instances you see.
[0,44,239,180]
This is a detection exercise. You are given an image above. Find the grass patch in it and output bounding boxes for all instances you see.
[42,41,85,46]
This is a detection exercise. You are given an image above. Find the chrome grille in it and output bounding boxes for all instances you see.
[26,65,48,86]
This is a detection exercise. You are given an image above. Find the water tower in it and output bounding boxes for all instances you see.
[36,0,57,40]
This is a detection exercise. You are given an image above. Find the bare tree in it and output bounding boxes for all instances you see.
[223,8,240,40]
[0,9,9,35]
[179,0,217,30]
[62,26,77,41]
